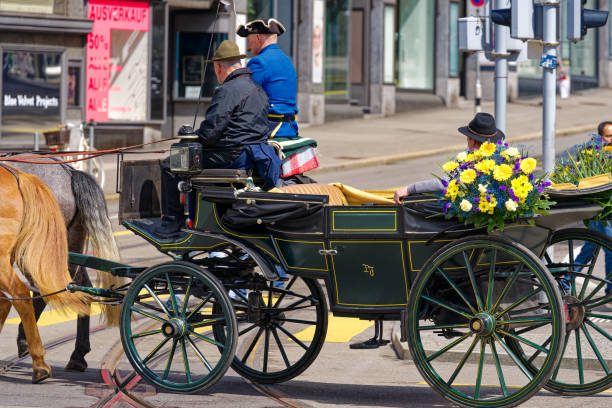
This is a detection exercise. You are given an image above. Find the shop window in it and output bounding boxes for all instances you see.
[570,0,597,78]
[384,6,396,84]
[397,0,434,90]
[350,9,364,84]
[325,0,350,99]
[449,2,459,78]
[247,0,294,58]
[0,0,53,14]
[67,64,81,107]
[175,32,227,99]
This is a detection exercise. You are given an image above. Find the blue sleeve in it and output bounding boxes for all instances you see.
[247,57,266,87]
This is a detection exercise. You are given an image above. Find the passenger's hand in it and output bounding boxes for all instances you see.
[393,187,409,204]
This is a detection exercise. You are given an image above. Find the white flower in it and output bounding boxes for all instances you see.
[506,147,520,157]
[478,184,488,194]
[505,199,518,212]
[460,199,473,212]
[456,151,468,162]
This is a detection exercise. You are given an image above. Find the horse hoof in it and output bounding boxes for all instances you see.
[17,338,29,358]
[65,358,87,372]
[32,368,51,384]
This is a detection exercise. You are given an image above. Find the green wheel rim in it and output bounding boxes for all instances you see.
[213,276,328,384]
[120,262,237,393]
[407,235,565,408]
[524,228,612,396]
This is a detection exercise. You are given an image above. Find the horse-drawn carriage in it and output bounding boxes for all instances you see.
[61,141,612,408]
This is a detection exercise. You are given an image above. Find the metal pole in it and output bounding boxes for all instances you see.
[542,1,559,177]
[34,132,39,150]
[88,122,95,175]
[494,0,509,133]
[475,10,482,114]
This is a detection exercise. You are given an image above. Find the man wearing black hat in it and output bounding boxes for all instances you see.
[393,112,505,204]
[156,40,280,237]
[237,18,299,139]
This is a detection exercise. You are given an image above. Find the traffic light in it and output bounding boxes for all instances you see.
[491,0,535,41]
[567,0,609,43]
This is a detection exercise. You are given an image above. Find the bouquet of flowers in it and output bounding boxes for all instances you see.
[439,141,554,231]
[551,137,612,221]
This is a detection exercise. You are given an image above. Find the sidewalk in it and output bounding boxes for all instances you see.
[100,87,612,198]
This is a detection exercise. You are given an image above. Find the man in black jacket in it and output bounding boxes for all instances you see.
[157,40,279,237]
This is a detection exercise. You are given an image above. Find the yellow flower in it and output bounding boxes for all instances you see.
[478,141,496,157]
[493,164,513,181]
[478,199,490,213]
[605,146,612,152]
[519,158,537,174]
[475,159,495,174]
[466,153,476,162]
[445,179,459,201]
[442,161,459,172]
[460,199,473,212]
[459,169,477,184]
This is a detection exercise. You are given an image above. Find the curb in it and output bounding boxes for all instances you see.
[309,124,594,175]
[391,323,609,370]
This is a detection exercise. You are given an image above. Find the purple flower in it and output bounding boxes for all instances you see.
[537,185,545,193]
[474,197,480,203]
[504,143,509,147]
[499,185,507,191]
[441,179,449,187]
[529,173,535,181]
[443,202,452,214]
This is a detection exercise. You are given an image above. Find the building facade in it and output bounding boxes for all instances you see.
[1,0,611,149]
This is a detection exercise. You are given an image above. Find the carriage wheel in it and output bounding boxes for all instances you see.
[120,262,237,393]
[407,235,565,408]
[213,276,328,383]
[508,228,612,396]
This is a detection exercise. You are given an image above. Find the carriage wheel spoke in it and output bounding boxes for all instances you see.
[581,324,611,375]
[585,294,612,309]
[131,306,169,323]
[496,287,543,318]
[263,327,271,373]
[165,273,179,315]
[186,292,213,320]
[142,337,171,364]
[463,250,484,311]
[188,330,225,348]
[568,240,576,297]
[421,295,472,320]
[496,317,552,326]
[143,284,171,316]
[475,339,486,400]
[585,312,612,321]
[186,334,213,372]
[180,339,192,383]
[575,329,584,384]
[276,317,318,325]
[527,335,551,364]
[418,323,469,331]
[436,267,477,315]
[238,323,258,336]
[267,282,274,309]
[272,327,291,369]
[513,321,550,335]
[447,336,479,386]
[492,262,523,313]
[189,316,227,329]
[543,251,553,265]
[486,249,497,311]
[584,319,612,342]
[163,339,178,380]
[493,333,534,381]
[181,276,193,316]
[427,332,471,362]
[583,271,612,303]
[282,296,312,312]
[273,276,297,309]
[131,328,162,339]
[579,245,601,299]
[241,327,264,363]
[497,329,549,354]
[552,334,570,380]
[275,323,309,350]
[489,339,508,397]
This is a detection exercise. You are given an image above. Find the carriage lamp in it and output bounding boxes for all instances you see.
[169,125,203,174]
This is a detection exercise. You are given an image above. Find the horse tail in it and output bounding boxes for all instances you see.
[70,169,123,326]
[13,172,89,315]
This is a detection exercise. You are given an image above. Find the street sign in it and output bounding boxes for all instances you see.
[539,54,558,69]
[471,0,485,7]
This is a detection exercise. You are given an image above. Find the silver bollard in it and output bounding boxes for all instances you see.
[34,132,39,150]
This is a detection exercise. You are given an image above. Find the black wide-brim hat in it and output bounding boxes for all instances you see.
[458,112,505,143]
[236,18,286,37]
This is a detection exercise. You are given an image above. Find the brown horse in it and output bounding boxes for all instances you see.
[0,165,89,383]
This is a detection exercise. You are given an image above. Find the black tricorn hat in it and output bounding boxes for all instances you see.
[458,112,505,143]
[236,18,286,37]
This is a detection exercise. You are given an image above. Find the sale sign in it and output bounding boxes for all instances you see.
[86,0,149,122]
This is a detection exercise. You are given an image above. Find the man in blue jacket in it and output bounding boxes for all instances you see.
[237,18,299,139]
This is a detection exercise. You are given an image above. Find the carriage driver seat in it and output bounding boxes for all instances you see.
[271,183,396,206]
[270,183,349,205]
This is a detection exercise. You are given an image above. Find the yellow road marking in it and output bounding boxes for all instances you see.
[295,314,373,342]
[6,303,104,326]
[114,230,133,237]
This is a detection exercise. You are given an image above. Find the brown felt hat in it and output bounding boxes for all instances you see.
[207,40,246,62]
[236,18,286,37]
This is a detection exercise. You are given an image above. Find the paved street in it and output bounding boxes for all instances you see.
[1,153,611,407]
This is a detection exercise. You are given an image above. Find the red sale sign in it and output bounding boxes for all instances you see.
[86,0,149,122]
